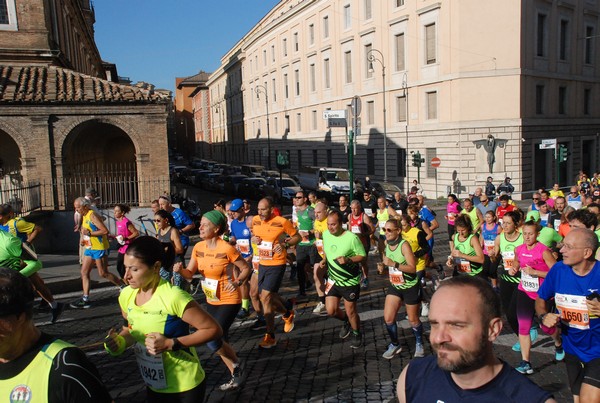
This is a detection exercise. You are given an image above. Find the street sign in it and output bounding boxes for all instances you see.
[323,110,346,120]
[539,139,556,149]
[351,96,362,117]
[431,157,441,168]
[327,118,346,128]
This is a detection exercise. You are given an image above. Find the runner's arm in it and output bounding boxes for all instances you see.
[88,212,109,236]
[126,222,139,240]
[396,364,408,403]
[170,229,184,255]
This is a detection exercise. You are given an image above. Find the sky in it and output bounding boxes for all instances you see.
[93,0,280,92]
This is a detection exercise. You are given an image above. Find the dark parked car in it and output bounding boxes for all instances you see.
[237,177,267,200]
[371,181,402,201]
[262,177,302,203]
[200,173,222,191]
[223,174,248,196]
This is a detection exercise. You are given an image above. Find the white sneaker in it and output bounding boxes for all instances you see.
[382,343,402,359]
[312,301,327,315]
[414,343,425,358]
[420,302,429,317]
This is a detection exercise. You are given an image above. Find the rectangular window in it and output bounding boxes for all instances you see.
[272,78,277,102]
[364,0,372,20]
[367,149,375,175]
[559,19,568,61]
[312,110,318,130]
[559,86,567,115]
[365,43,373,78]
[0,1,9,24]
[344,5,351,29]
[426,148,437,178]
[297,150,302,170]
[0,0,17,30]
[426,91,438,120]
[324,58,331,89]
[396,96,407,122]
[537,14,547,57]
[323,16,329,38]
[274,117,278,134]
[313,149,318,166]
[297,113,302,132]
[309,63,316,92]
[535,85,544,115]
[263,49,267,66]
[284,73,289,98]
[367,100,375,125]
[293,32,299,52]
[271,45,275,62]
[396,0,405,7]
[585,26,594,64]
[327,149,332,166]
[295,69,300,96]
[283,38,288,57]
[344,51,353,83]
[425,23,437,64]
[309,24,315,45]
[395,33,405,71]
[397,148,406,177]
[285,115,290,132]
[584,89,591,115]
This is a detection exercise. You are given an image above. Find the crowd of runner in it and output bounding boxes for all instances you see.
[1,173,599,402]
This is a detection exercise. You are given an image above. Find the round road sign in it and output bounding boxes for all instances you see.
[431,157,441,168]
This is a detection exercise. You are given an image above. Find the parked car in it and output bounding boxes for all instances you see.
[237,177,267,200]
[241,164,265,177]
[297,166,350,203]
[214,175,227,193]
[200,173,221,191]
[170,165,188,182]
[192,170,213,187]
[263,177,302,203]
[223,174,248,196]
[371,181,402,201]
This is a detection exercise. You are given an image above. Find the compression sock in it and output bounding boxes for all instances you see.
[385,322,399,345]
[412,323,424,345]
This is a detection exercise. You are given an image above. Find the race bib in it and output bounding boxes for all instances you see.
[502,251,515,270]
[236,239,250,254]
[342,223,348,230]
[388,267,405,286]
[520,271,539,292]
[315,239,324,256]
[553,219,561,231]
[459,259,471,273]
[252,255,260,274]
[351,225,361,234]
[448,213,456,221]
[325,278,335,295]
[201,278,220,302]
[555,293,590,330]
[364,208,373,216]
[568,200,582,210]
[258,241,273,260]
[134,343,167,389]
[484,240,495,254]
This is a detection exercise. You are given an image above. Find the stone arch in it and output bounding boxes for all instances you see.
[0,122,23,173]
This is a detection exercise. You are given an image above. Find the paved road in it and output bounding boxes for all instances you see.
[35,187,574,402]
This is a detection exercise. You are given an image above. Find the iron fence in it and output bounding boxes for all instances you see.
[0,179,41,215]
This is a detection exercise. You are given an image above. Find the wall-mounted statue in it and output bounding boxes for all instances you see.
[473,135,508,174]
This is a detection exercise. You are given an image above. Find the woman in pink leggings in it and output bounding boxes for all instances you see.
[511,220,562,375]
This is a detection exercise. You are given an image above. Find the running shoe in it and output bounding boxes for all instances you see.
[50,302,65,323]
[515,360,534,375]
[250,317,266,331]
[530,327,539,343]
[312,301,327,315]
[555,345,565,362]
[437,264,446,280]
[220,363,244,391]
[283,310,295,333]
[339,321,352,339]
[361,278,369,290]
[512,342,521,352]
[414,343,425,358]
[382,343,402,359]
[258,333,277,349]
[69,298,91,309]
[350,332,362,349]
[420,302,430,317]
[236,308,250,320]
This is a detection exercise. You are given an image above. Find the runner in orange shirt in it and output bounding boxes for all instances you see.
[251,197,301,349]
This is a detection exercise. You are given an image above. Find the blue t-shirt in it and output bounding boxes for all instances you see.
[405,356,552,403]
[418,207,436,227]
[538,261,600,363]
[230,218,253,258]
[170,208,193,247]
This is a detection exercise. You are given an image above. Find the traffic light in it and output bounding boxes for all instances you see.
[412,151,424,167]
[558,145,568,162]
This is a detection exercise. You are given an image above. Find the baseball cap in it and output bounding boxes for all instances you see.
[230,199,244,212]
[525,210,540,222]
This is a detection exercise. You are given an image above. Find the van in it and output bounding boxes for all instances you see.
[297,166,350,201]
[241,164,265,177]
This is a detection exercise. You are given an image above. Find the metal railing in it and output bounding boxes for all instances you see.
[0,180,41,215]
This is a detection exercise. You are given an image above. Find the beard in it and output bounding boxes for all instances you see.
[432,333,489,374]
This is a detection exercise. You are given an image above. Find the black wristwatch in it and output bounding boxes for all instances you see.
[171,338,183,351]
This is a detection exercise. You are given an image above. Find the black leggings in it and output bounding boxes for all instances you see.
[147,380,205,403]
[205,303,241,342]
[499,277,519,335]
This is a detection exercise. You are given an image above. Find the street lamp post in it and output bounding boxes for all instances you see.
[402,73,409,193]
[255,84,272,170]
[368,48,387,182]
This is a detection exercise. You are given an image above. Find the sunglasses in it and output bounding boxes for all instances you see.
[532,198,540,201]
[385,228,399,232]
[153,219,162,222]
[294,196,304,199]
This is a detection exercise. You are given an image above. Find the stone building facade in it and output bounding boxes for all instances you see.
[208,0,600,198]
